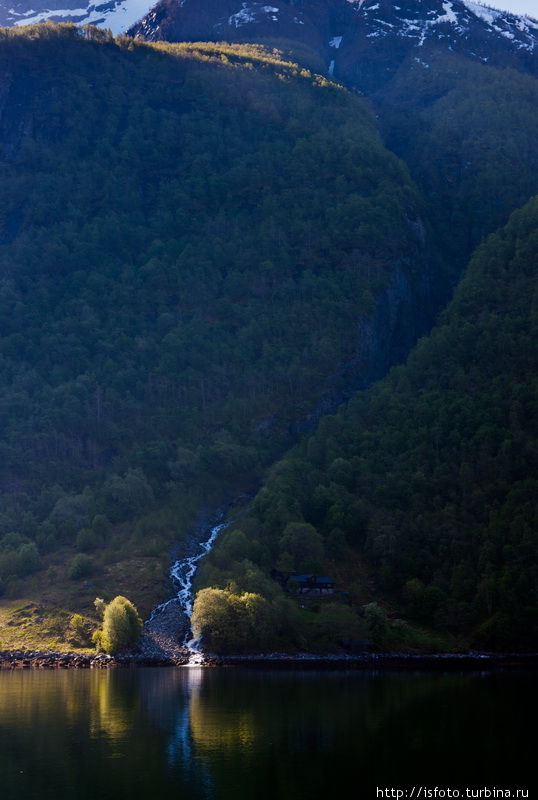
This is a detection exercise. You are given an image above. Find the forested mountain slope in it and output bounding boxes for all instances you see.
[0,25,437,620]
[196,196,538,652]
[1,12,538,653]
[374,53,538,275]
[131,1,538,279]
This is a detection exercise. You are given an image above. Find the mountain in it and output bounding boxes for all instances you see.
[0,26,440,634]
[375,48,538,273]
[3,0,537,76]
[129,0,538,274]
[0,0,154,34]
[196,195,538,653]
[130,0,538,86]
[1,6,538,654]
[173,5,538,654]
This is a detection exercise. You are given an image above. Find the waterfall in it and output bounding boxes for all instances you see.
[148,519,228,664]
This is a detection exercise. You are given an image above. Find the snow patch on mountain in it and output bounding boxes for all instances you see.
[228,5,256,27]
[460,0,538,48]
[459,0,499,25]
[228,4,279,28]
[5,0,156,33]
[350,0,538,53]
[439,1,457,24]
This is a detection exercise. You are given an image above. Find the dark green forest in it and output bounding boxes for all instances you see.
[0,23,537,653]
[374,51,538,275]
[198,197,538,651]
[0,25,430,605]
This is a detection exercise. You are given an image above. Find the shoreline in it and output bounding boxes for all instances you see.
[1,649,538,670]
[0,651,188,669]
[215,652,538,670]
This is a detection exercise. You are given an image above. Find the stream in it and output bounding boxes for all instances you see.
[141,518,228,663]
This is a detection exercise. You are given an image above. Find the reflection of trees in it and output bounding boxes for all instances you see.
[184,670,443,798]
[87,670,135,742]
[190,688,258,752]
[0,670,147,798]
[183,669,537,798]
[0,670,136,742]
[0,669,534,800]
[187,669,439,754]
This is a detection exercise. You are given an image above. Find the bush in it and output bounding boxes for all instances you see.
[36,522,58,553]
[76,528,100,552]
[16,543,42,576]
[68,613,88,645]
[403,579,446,623]
[94,597,106,618]
[0,532,28,552]
[0,550,19,581]
[191,587,274,654]
[326,528,347,559]
[50,494,90,532]
[279,522,324,573]
[307,602,364,650]
[0,542,41,580]
[92,515,112,539]
[100,596,142,654]
[364,602,389,650]
[68,554,94,580]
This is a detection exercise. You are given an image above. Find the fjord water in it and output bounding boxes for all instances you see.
[0,668,534,800]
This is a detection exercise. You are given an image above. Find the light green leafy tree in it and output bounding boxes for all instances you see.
[98,596,143,654]
[191,587,273,654]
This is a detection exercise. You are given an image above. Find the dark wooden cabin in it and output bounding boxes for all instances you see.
[289,574,335,595]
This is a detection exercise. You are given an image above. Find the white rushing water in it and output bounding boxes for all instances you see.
[148,520,228,665]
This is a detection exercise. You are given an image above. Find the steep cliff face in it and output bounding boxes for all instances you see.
[354,253,432,388]
[291,222,438,437]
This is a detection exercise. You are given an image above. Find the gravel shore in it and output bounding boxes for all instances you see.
[1,650,537,670]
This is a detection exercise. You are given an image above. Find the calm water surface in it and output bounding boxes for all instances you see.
[0,667,534,800]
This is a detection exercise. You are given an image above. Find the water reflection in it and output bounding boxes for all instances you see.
[0,667,535,800]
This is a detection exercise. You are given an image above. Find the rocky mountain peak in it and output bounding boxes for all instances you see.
[351,0,538,52]
[127,0,538,90]
[0,0,157,33]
